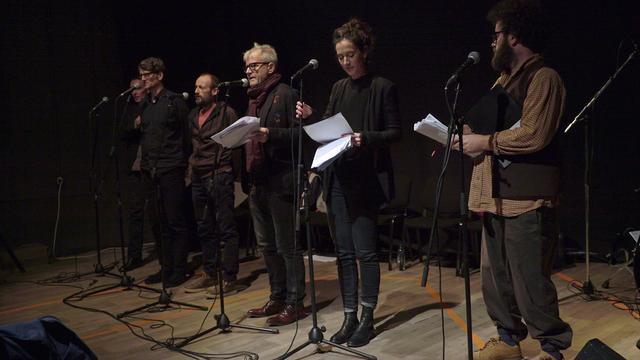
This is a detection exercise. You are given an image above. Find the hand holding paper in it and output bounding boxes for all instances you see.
[303,112,354,170]
[414,114,449,145]
[210,116,260,148]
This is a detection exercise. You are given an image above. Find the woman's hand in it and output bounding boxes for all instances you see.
[351,132,363,147]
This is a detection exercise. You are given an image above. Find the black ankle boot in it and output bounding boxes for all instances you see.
[347,306,375,347]
[330,311,359,344]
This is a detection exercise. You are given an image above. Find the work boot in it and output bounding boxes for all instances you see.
[472,337,522,360]
[347,306,375,347]
[183,273,217,293]
[205,280,247,298]
[330,311,359,344]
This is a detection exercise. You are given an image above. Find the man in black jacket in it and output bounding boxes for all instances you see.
[242,43,307,326]
[137,57,191,288]
[183,73,244,296]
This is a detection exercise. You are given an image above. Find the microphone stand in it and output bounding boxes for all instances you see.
[420,80,473,360]
[174,88,278,349]
[80,93,161,297]
[563,45,638,296]
[76,99,119,279]
[276,75,375,360]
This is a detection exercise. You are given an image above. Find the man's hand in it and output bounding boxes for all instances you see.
[134,115,141,129]
[452,133,491,158]
[250,127,270,143]
[296,101,312,119]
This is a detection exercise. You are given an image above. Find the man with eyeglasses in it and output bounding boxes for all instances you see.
[452,1,572,359]
[137,57,191,288]
[242,43,307,326]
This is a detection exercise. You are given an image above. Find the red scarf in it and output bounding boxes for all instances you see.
[244,73,282,172]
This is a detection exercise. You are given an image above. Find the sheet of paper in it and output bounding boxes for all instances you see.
[303,112,353,144]
[211,116,260,149]
[310,136,352,171]
[413,114,449,145]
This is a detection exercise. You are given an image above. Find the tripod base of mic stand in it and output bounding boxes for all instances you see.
[175,313,278,348]
[275,325,377,360]
[116,289,208,318]
[581,279,595,295]
[93,261,118,275]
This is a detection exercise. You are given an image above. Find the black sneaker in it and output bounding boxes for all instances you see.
[144,270,162,284]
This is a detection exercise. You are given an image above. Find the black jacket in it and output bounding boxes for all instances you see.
[322,75,402,211]
[244,82,300,195]
[139,88,190,175]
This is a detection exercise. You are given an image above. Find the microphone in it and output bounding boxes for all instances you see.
[217,78,249,88]
[445,51,480,90]
[169,92,189,101]
[90,96,109,113]
[291,59,319,80]
[118,83,141,97]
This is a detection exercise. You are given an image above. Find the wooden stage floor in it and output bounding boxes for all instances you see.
[1,249,638,359]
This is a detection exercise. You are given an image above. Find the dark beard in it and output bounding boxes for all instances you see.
[491,37,513,72]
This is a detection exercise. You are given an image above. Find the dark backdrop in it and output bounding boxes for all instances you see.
[2,0,639,256]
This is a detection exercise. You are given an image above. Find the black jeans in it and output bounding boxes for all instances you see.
[142,167,189,278]
[249,184,305,305]
[192,172,240,282]
[126,171,161,261]
[327,175,380,310]
[481,207,573,353]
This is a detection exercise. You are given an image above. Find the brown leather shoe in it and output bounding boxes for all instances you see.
[247,300,285,318]
[266,304,308,326]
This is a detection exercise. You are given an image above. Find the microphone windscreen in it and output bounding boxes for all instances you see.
[468,51,480,64]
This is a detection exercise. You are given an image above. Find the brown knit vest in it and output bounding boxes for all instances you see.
[494,57,560,199]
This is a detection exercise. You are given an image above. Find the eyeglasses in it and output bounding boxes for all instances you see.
[139,71,157,79]
[244,62,269,72]
[492,30,507,43]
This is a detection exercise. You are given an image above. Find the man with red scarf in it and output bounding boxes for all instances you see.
[243,43,307,326]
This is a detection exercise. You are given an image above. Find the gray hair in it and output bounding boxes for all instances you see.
[243,42,278,65]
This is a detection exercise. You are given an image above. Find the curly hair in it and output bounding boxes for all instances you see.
[332,18,375,57]
[138,57,166,73]
[487,0,548,53]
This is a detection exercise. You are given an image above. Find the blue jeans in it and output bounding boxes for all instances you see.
[192,172,240,282]
[249,184,305,305]
[328,175,380,310]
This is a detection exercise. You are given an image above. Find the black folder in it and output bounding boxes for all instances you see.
[464,84,521,134]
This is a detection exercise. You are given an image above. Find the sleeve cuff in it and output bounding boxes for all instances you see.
[490,132,500,156]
